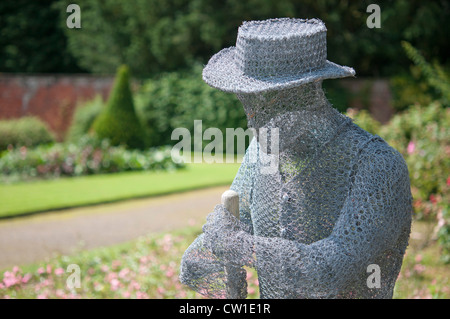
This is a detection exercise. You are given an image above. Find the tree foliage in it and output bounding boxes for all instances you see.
[0,0,83,73]
[1,1,448,77]
[58,0,449,77]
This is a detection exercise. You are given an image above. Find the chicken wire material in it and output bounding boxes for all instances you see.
[179,18,412,299]
[202,18,355,94]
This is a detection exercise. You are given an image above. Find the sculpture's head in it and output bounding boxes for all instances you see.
[202,18,355,153]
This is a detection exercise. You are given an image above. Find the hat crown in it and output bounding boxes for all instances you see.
[235,18,328,80]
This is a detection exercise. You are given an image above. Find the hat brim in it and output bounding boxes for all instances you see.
[203,47,355,94]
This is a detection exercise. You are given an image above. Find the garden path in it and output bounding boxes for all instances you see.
[0,186,228,269]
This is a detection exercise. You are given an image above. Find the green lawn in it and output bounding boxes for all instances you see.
[0,163,240,218]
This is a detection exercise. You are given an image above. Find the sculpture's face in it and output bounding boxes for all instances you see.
[236,83,330,154]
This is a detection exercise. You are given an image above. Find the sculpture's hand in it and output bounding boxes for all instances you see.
[202,204,240,258]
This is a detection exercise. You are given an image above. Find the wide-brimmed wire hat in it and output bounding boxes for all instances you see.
[203,18,355,94]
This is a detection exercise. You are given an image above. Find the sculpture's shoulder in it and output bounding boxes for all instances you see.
[348,128,413,226]
[358,133,409,180]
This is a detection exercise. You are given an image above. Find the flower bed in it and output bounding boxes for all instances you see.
[0,135,183,182]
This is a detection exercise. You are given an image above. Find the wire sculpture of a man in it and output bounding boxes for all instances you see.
[180,18,412,299]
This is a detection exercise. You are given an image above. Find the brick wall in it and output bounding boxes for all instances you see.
[0,74,393,141]
[0,74,114,140]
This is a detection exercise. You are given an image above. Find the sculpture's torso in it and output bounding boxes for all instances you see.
[241,122,411,298]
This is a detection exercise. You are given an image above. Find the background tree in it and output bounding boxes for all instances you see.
[55,0,449,77]
[0,0,83,73]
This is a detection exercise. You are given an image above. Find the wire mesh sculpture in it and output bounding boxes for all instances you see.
[180,18,412,299]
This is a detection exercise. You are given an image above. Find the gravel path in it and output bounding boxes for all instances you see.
[0,186,228,270]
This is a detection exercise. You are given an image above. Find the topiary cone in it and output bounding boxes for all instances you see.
[92,65,146,149]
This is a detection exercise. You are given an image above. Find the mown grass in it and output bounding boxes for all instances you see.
[0,162,240,219]
[0,220,447,299]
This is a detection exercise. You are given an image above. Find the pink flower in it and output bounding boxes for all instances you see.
[3,271,18,288]
[157,287,165,295]
[41,279,51,287]
[100,265,109,272]
[165,269,175,278]
[37,294,48,299]
[46,265,52,274]
[105,272,118,285]
[429,194,437,204]
[110,279,120,291]
[413,264,426,274]
[37,267,45,275]
[22,273,32,284]
[129,280,140,291]
[407,141,415,154]
[54,268,65,276]
[136,291,148,299]
[3,277,17,288]
[122,291,131,298]
[12,266,21,274]
[112,260,121,269]
[177,290,187,298]
[139,265,148,275]
[118,268,130,279]
[20,146,27,158]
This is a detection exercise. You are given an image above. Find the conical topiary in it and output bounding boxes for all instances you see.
[92,65,146,149]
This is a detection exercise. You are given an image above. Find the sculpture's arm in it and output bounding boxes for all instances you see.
[202,142,412,297]
[179,138,256,298]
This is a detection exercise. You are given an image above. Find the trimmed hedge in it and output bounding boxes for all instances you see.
[0,116,55,151]
[92,65,147,149]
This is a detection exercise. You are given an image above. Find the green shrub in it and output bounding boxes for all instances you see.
[92,65,147,149]
[135,64,248,150]
[66,95,103,143]
[0,117,55,151]
[382,103,449,219]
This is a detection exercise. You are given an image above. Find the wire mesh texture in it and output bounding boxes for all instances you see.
[180,18,412,299]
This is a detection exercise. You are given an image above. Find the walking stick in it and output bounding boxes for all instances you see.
[221,190,247,299]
